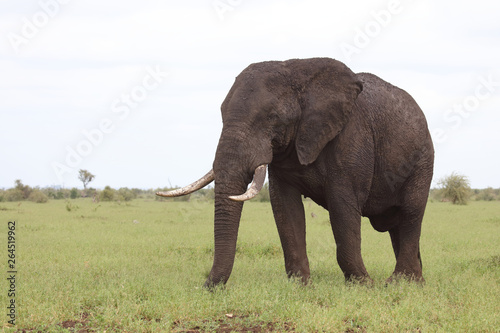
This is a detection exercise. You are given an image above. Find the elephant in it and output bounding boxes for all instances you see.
[157,58,434,288]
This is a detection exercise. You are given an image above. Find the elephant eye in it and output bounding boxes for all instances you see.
[267,111,280,123]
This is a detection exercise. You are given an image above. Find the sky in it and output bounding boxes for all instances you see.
[1,0,499,190]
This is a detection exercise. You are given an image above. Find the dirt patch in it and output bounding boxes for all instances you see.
[18,314,293,332]
[17,313,92,333]
[59,312,92,333]
[172,315,295,333]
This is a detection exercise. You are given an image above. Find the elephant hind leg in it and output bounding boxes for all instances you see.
[387,160,431,283]
[386,210,425,283]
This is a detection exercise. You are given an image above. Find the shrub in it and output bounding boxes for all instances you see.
[475,187,496,201]
[14,179,32,199]
[117,188,137,201]
[28,190,49,203]
[86,188,98,198]
[438,172,471,205]
[70,188,79,199]
[100,186,115,202]
[4,189,24,202]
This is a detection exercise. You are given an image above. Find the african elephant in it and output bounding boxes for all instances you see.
[157,58,434,287]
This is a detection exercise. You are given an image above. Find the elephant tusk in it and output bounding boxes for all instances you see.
[156,170,215,197]
[229,165,267,202]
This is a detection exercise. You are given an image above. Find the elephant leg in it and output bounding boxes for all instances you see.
[328,199,371,282]
[389,227,400,259]
[269,168,310,284]
[387,163,430,283]
[387,212,424,283]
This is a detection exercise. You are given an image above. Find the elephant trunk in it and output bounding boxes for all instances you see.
[205,183,245,287]
[204,165,266,287]
[205,126,271,287]
[206,137,249,287]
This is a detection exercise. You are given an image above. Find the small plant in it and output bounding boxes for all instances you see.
[65,200,79,212]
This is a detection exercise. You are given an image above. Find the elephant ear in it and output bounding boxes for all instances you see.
[294,59,363,165]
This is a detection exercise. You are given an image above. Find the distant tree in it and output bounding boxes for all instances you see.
[78,170,95,190]
[15,179,32,199]
[438,172,471,205]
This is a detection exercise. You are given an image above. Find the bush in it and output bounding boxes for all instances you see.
[438,172,471,205]
[475,187,497,201]
[28,190,49,203]
[117,188,137,201]
[4,189,24,202]
[70,188,79,199]
[14,179,32,199]
[100,186,115,202]
[86,188,98,199]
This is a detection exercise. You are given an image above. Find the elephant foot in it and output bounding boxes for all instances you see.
[345,274,373,286]
[287,270,310,285]
[385,273,425,285]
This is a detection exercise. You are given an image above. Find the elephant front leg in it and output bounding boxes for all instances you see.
[329,199,371,283]
[269,168,310,284]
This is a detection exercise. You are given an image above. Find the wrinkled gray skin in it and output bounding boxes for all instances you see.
[195,58,433,287]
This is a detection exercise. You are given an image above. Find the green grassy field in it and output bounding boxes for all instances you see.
[1,199,499,332]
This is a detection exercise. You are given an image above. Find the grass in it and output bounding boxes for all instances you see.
[1,199,499,332]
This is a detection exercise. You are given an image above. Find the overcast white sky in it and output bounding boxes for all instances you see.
[1,0,499,190]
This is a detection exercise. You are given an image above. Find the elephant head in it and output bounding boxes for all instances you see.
[157,58,362,287]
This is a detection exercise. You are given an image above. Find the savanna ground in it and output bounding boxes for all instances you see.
[1,198,499,332]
